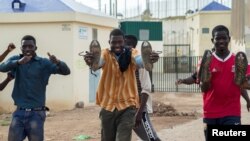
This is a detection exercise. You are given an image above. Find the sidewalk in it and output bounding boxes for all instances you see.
[157,97,250,141]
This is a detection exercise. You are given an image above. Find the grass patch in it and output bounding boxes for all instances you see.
[0,117,11,126]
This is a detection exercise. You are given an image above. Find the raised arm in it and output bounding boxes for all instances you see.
[0,43,16,62]
[0,72,14,91]
[176,72,197,85]
[0,55,21,72]
[47,52,70,75]
[133,49,159,69]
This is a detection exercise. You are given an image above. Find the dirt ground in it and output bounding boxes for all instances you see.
[0,92,203,141]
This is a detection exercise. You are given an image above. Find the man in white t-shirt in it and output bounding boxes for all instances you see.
[125,35,161,141]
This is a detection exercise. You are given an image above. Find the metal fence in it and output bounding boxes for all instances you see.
[151,56,201,93]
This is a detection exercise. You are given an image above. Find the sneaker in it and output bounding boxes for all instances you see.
[198,50,212,92]
[234,51,248,86]
[141,41,153,71]
[89,40,101,71]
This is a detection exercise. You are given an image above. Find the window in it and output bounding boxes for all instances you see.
[92,28,98,40]
[202,28,209,34]
[13,2,20,9]
[139,29,149,40]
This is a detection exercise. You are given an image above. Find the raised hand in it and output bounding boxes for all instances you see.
[7,72,14,81]
[175,79,184,85]
[8,43,16,52]
[150,51,159,63]
[83,51,94,66]
[47,52,60,64]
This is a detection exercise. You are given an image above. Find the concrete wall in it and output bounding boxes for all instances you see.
[199,11,231,55]
[163,17,188,46]
[72,23,112,107]
[0,12,118,112]
[186,11,231,56]
[186,13,200,56]
[0,22,74,111]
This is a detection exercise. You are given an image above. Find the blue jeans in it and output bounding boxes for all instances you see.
[8,110,46,141]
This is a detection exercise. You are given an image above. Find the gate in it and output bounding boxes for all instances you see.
[152,44,201,92]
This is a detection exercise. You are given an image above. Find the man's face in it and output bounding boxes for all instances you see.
[21,40,36,56]
[211,31,230,54]
[124,38,135,50]
[109,35,124,54]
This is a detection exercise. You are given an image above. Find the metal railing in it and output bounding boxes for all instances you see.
[151,56,201,93]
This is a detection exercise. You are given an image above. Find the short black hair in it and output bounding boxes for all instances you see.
[109,28,124,38]
[125,35,138,47]
[212,25,230,38]
[21,35,36,45]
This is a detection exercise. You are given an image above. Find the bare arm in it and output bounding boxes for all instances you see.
[0,73,13,91]
[135,92,148,128]
[241,89,250,112]
[176,77,196,85]
[0,43,16,62]
[176,72,197,85]
[135,68,151,128]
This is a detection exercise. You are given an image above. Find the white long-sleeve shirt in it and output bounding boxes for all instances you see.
[138,68,153,113]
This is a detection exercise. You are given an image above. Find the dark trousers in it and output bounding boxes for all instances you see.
[203,116,241,141]
[99,106,136,141]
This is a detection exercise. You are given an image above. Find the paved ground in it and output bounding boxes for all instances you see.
[1,93,249,141]
[156,97,250,141]
[0,93,201,141]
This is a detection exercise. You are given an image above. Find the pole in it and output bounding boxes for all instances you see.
[98,0,101,11]
[110,0,112,16]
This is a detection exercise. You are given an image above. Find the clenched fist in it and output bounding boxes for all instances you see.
[17,55,32,65]
[7,43,16,52]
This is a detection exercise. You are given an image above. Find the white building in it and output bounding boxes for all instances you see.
[0,0,118,112]
[163,1,231,56]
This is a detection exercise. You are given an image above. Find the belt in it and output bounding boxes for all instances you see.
[17,106,49,111]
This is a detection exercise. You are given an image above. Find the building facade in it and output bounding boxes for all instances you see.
[0,0,118,112]
[163,1,231,56]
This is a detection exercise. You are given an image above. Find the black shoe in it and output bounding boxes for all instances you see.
[141,41,153,71]
[234,51,248,86]
[198,50,212,92]
[89,40,101,71]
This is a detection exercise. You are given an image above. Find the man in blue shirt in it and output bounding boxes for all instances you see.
[0,35,70,141]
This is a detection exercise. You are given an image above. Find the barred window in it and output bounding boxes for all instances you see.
[202,28,209,34]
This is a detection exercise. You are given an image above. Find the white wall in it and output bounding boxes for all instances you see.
[199,12,231,55]
[0,22,74,111]
[0,13,118,112]
[186,11,231,56]
[186,13,200,56]
[163,17,188,46]
[72,23,113,106]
